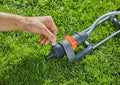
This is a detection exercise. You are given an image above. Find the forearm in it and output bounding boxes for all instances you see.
[0,12,57,44]
[0,12,25,31]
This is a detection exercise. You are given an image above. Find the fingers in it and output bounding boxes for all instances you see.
[38,24,56,44]
[36,16,57,45]
[41,16,57,37]
[38,35,45,43]
[41,37,47,44]
[44,39,50,45]
[42,26,56,42]
[38,34,43,42]
[49,17,57,36]
[38,34,50,44]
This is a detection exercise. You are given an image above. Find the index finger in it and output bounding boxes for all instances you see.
[40,16,57,36]
[49,19,57,36]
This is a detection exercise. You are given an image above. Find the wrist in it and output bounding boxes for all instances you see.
[19,17,33,32]
[16,16,27,31]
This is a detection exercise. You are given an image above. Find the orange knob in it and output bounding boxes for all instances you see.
[64,35,77,50]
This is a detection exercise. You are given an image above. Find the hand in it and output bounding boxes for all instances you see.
[22,16,57,44]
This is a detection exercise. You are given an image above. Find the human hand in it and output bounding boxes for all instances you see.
[22,16,57,44]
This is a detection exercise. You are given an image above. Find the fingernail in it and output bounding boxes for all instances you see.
[46,41,49,44]
[45,42,48,45]
[41,41,43,43]
[51,38,56,42]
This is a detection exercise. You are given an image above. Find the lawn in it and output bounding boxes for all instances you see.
[0,0,120,85]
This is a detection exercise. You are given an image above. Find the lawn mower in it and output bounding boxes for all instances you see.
[45,8,120,63]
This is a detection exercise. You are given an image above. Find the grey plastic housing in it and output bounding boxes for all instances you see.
[71,32,88,47]
[60,40,93,63]
[59,32,90,63]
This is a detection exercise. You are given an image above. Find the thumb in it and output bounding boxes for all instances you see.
[42,27,56,42]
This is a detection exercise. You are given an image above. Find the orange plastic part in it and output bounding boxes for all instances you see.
[64,35,77,50]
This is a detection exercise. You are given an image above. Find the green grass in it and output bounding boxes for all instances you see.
[0,0,120,85]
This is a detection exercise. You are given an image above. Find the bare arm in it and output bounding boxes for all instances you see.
[0,12,25,31]
[0,12,57,44]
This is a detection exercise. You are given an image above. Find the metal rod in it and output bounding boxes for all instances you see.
[82,16,109,32]
[87,11,120,35]
[85,41,90,46]
[93,30,120,49]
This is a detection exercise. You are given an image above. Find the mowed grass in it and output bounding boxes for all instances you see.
[0,0,120,85]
